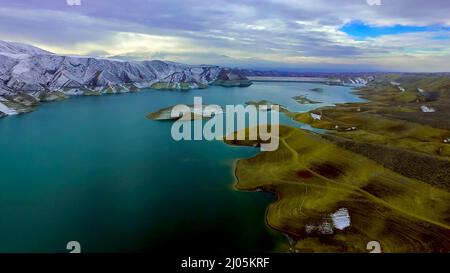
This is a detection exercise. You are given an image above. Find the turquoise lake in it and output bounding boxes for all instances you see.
[0,82,364,252]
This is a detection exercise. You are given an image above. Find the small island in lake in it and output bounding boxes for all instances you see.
[147,104,223,121]
[245,100,289,112]
[292,95,321,104]
[310,87,324,92]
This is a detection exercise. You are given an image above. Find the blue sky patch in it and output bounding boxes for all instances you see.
[432,35,450,41]
[341,21,450,40]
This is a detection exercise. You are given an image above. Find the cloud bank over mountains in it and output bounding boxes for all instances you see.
[0,0,449,72]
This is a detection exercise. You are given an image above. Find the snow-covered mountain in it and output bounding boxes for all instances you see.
[0,40,251,117]
[0,40,52,59]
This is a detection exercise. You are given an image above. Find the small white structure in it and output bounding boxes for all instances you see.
[331,208,351,230]
[420,105,436,113]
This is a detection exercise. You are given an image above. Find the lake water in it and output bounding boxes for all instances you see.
[0,82,364,252]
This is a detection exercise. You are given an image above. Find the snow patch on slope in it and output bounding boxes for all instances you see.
[331,208,351,230]
[311,113,321,120]
[421,105,436,113]
[0,101,18,115]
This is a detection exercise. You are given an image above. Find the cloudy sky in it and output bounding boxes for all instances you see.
[0,0,449,72]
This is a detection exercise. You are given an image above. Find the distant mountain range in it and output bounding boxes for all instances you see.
[238,69,376,85]
[0,40,251,117]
